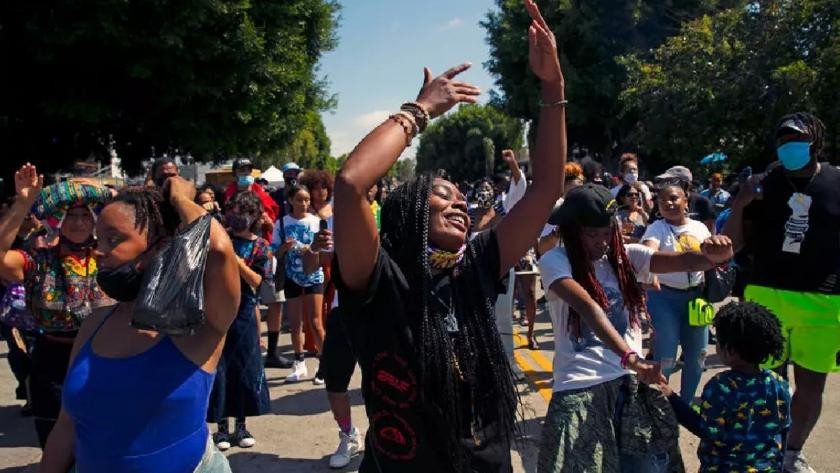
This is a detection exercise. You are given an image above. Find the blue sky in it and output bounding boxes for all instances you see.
[319,0,499,159]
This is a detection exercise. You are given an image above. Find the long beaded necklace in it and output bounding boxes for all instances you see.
[430,277,485,446]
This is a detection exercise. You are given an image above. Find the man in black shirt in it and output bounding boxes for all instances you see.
[723,112,840,473]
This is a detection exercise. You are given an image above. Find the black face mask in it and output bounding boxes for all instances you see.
[96,242,160,302]
[96,259,144,302]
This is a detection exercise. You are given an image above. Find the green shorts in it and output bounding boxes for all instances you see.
[745,285,840,373]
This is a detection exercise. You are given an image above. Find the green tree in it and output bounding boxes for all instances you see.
[415,104,523,182]
[619,1,840,170]
[324,153,348,174]
[482,0,719,166]
[390,158,416,182]
[254,110,332,171]
[0,0,340,176]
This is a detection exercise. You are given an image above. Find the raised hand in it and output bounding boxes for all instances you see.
[525,0,564,85]
[731,174,764,209]
[14,163,44,203]
[501,149,517,165]
[415,64,481,119]
[701,235,734,264]
[163,176,196,204]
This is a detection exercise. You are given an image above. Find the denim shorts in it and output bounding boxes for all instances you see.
[68,437,230,473]
[193,436,232,473]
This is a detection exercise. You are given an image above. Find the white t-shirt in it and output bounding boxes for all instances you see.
[539,244,654,392]
[641,219,711,289]
[503,172,528,213]
[540,224,556,239]
[539,197,565,239]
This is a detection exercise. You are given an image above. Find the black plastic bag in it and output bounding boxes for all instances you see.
[617,376,680,459]
[704,263,736,303]
[132,215,212,335]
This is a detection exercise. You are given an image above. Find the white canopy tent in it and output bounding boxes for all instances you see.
[261,165,284,186]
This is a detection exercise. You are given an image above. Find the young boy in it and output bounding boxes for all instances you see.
[661,302,791,472]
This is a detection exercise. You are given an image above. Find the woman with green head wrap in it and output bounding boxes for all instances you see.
[0,164,115,447]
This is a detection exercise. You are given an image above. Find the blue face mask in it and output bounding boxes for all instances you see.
[237,175,255,188]
[777,141,812,171]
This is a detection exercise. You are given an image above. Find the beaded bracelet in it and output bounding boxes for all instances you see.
[400,102,430,132]
[620,350,637,369]
[389,111,418,146]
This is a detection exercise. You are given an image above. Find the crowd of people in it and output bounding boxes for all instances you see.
[0,1,838,473]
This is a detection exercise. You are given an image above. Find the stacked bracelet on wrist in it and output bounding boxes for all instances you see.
[389,111,418,146]
[400,101,430,132]
[620,350,637,369]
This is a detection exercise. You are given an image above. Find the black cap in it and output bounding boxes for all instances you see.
[776,116,809,137]
[548,184,618,227]
[232,158,253,172]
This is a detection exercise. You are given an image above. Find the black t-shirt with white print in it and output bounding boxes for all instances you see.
[333,230,510,473]
[744,163,840,293]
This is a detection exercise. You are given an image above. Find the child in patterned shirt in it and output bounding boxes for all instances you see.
[659,301,791,472]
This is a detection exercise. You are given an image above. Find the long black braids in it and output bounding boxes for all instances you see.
[380,174,520,471]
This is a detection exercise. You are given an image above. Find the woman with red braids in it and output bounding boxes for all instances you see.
[536,184,734,472]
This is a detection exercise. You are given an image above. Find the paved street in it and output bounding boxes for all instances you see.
[1,307,838,472]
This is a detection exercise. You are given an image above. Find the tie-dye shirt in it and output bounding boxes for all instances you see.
[691,369,791,472]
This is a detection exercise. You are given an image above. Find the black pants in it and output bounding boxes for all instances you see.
[0,324,31,399]
[31,335,74,448]
[320,308,357,394]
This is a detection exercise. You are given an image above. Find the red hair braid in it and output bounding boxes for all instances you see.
[559,221,647,338]
[605,223,647,328]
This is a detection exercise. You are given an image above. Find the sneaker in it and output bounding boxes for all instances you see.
[313,364,325,385]
[265,354,294,369]
[213,431,231,451]
[285,360,308,383]
[329,427,361,468]
[235,429,256,448]
[784,450,817,473]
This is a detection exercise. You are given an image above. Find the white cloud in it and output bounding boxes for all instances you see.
[352,110,391,129]
[439,18,463,31]
[328,109,418,159]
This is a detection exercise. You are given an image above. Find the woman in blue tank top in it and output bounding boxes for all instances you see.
[38,178,242,473]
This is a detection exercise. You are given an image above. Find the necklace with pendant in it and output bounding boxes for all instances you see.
[785,162,821,196]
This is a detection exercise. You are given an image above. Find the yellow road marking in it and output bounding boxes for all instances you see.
[513,332,554,373]
[512,330,553,402]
